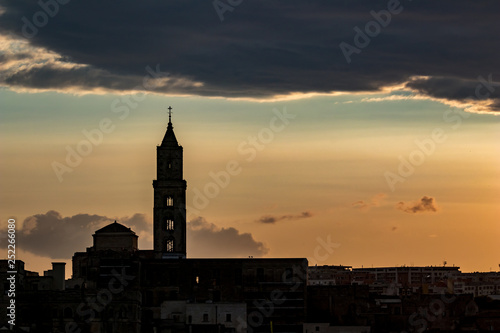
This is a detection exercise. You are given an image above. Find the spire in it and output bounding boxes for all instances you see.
[161,106,179,147]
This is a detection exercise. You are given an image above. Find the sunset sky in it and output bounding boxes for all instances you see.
[0,1,499,276]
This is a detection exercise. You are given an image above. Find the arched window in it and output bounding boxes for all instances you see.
[165,196,173,207]
[166,219,174,230]
[166,239,174,252]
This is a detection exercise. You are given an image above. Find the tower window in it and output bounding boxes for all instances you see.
[166,239,174,252]
[166,219,174,230]
[168,161,172,169]
[165,196,173,207]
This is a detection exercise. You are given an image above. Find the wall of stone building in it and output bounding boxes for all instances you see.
[70,250,141,292]
[140,258,307,333]
[307,285,371,326]
[161,300,187,322]
[26,275,54,290]
[185,303,246,328]
[94,233,138,251]
[56,290,142,333]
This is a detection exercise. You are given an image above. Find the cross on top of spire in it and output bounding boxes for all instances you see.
[168,106,173,123]
[160,106,178,147]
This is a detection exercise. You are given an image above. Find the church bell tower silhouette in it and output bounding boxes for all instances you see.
[153,106,187,258]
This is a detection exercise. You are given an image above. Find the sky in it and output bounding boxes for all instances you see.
[0,0,499,276]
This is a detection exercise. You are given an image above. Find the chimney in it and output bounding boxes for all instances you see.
[52,262,66,290]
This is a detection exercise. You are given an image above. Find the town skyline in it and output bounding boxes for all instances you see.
[0,1,499,277]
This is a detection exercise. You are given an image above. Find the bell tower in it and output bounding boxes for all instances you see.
[153,106,187,258]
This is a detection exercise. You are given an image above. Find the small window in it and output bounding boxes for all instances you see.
[166,196,173,207]
[226,313,232,322]
[166,219,174,230]
[203,313,209,322]
[316,326,320,332]
[195,276,199,284]
[168,161,172,169]
[166,239,174,252]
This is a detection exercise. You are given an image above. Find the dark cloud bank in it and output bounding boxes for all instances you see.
[0,0,499,111]
[0,211,267,259]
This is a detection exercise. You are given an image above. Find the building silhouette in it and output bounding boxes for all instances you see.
[0,108,307,333]
[153,107,187,258]
[1,108,499,332]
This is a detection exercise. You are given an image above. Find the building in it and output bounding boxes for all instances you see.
[0,108,307,333]
[152,109,187,259]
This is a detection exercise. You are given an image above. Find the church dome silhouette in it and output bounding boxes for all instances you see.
[94,220,135,234]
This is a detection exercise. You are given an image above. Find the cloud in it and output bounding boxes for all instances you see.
[0,211,152,259]
[188,217,268,257]
[397,196,438,214]
[405,75,500,114]
[1,210,110,259]
[352,193,386,210]
[0,1,499,112]
[119,213,150,233]
[0,211,267,260]
[257,211,313,224]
